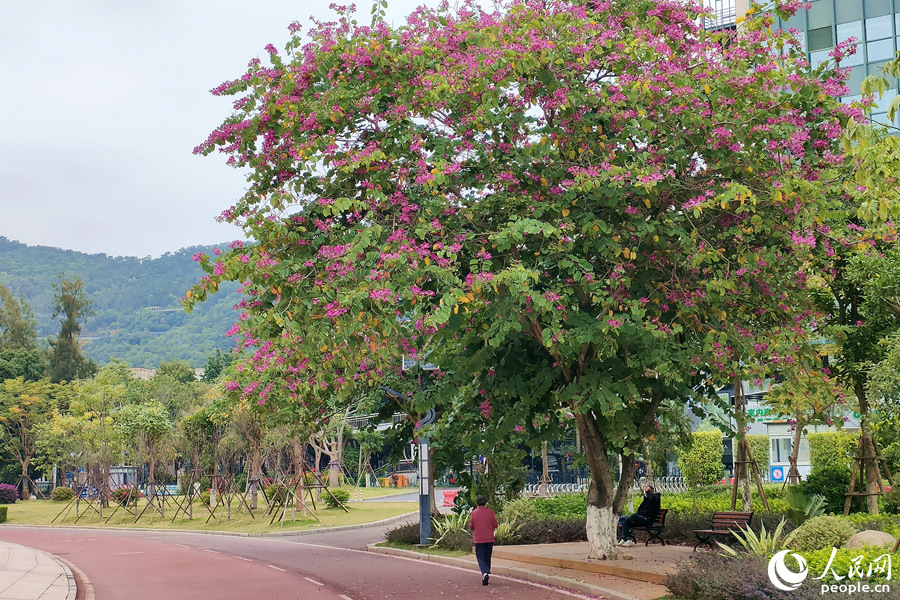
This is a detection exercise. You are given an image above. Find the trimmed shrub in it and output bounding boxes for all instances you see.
[881,489,900,515]
[0,506,7,522]
[747,434,770,471]
[661,490,789,515]
[807,431,857,472]
[434,529,473,551]
[791,515,858,552]
[678,431,724,488]
[0,483,18,504]
[385,521,420,545]
[531,493,586,518]
[841,513,900,537]
[324,489,350,508]
[199,490,211,506]
[265,483,287,505]
[111,487,141,507]
[798,466,853,514]
[514,516,586,544]
[803,545,894,584]
[666,552,822,600]
[500,497,539,523]
[50,486,75,502]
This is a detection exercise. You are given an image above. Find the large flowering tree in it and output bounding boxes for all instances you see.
[189,0,859,558]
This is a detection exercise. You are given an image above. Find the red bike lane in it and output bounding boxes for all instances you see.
[0,529,345,600]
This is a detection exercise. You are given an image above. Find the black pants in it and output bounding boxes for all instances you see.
[474,542,494,575]
[619,514,650,541]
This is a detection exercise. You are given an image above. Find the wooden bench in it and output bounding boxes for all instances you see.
[693,511,753,551]
[622,508,668,546]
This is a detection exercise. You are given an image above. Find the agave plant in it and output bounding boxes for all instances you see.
[785,486,826,527]
[431,512,471,547]
[494,518,520,546]
[718,517,797,557]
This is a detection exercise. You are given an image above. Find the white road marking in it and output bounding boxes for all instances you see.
[234,556,252,561]
[110,551,144,555]
[268,564,286,572]
[304,577,324,586]
[279,541,597,599]
[201,548,219,554]
[339,595,353,600]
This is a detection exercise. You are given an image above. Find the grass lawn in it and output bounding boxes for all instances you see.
[4,495,415,535]
[375,541,471,558]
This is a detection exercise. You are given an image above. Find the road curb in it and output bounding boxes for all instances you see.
[0,511,418,539]
[366,544,642,600]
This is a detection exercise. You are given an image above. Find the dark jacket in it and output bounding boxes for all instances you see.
[635,492,661,521]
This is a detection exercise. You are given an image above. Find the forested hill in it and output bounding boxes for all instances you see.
[0,237,240,368]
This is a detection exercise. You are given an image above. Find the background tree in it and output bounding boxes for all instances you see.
[65,362,131,506]
[47,276,97,383]
[0,378,63,498]
[117,400,175,484]
[0,284,39,351]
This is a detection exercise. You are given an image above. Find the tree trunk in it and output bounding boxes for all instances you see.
[574,410,622,560]
[289,438,308,517]
[856,383,880,514]
[731,381,753,512]
[539,441,550,498]
[20,458,31,499]
[643,439,654,487]
[249,439,261,510]
[787,414,805,484]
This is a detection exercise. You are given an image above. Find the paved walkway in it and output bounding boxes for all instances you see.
[371,540,691,600]
[0,541,76,600]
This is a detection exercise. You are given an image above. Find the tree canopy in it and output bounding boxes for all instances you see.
[189,0,860,557]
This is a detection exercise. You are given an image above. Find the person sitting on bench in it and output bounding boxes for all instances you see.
[618,485,661,547]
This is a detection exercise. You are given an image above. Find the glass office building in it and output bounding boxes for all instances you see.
[777,0,900,124]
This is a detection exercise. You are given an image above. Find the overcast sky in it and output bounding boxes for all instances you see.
[0,0,429,258]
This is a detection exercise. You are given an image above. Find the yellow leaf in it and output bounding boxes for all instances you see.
[454,305,459,314]
[747,166,753,173]
[643,198,651,209]
[653,235,659,242]
[186,290,192,298]
[562,208,570,217]
[703,84,711,94]
[425,257,431,266]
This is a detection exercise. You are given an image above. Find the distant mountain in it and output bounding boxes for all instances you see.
[0,237,240,368]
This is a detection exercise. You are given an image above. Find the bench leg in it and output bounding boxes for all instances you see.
[693,535,713,552]
[645,532,665,546]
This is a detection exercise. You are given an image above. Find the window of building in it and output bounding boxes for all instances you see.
[808,26,835,51]
[868,38,895,60]
[838,2,863,24]
[866,14,894,39]
[867,0,893,18]
[809,0,835,30]
[771,437,810,464]
[772,438,791,463]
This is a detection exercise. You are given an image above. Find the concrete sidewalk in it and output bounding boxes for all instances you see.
[0,541,76,600]
[370,540,691,600]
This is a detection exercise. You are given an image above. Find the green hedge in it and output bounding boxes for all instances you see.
[747,434,770,471]
[678,431,724,487]
[808,431,857,472]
